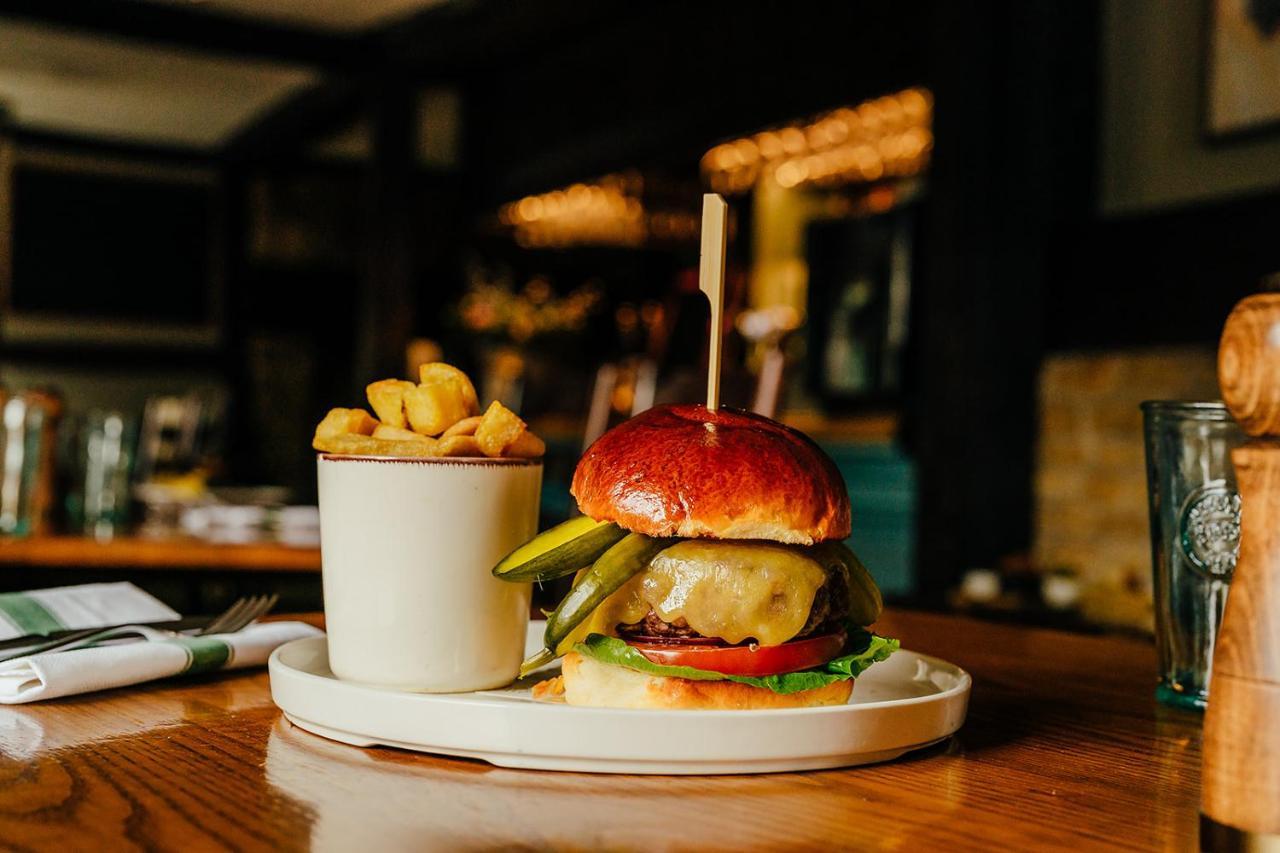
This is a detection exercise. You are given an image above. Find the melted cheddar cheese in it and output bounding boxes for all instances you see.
[564,540,828,649]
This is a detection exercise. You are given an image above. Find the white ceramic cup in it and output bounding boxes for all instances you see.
[317,453,541,692]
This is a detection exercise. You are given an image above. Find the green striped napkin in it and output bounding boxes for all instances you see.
[0,621,322,703]
[0,583,179,639]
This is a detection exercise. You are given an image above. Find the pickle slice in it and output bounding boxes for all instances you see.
[520,532,675,677]
[810,541,883,626]
[492,517,626,582]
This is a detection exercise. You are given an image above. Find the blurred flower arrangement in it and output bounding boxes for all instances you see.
[452,266,608,418]
[458,272,603,344]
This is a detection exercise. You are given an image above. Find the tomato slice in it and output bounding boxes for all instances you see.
[628,632,846,677]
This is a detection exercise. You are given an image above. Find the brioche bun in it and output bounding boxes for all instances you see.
[559,651,853,710]
[571,404,850,545]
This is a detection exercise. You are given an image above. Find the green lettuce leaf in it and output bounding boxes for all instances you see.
[572,629,899,695]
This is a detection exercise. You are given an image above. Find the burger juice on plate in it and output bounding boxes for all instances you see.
[494,404,897,710]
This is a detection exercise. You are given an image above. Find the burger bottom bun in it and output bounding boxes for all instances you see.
[559,651,854,710]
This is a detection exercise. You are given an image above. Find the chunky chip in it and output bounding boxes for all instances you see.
[419,363,480,415]
[314,408,378,447]
[505,430,547,459]
[366,380,416,429]
[404,382,473,436]
[475,401,526,457]
[372,424,434,443]
[441,415,483,438]
[435,435,483,457]
[314,364,545,459]
[313,433,439,457]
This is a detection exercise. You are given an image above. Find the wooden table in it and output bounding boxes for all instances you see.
[0,610,1201,851]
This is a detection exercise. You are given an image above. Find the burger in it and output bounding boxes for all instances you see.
[492,404,896,710]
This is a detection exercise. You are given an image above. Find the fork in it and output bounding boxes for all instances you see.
[0,594,279,664]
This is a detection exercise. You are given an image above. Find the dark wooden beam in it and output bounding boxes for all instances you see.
[374,0,637,73]
[0,0,360,67]
[908,0,1100,602]
[216,0,649,167]
[11,127,216,167]
[352,80,418,390]
[459,0,923,206]
[222,80,365,165]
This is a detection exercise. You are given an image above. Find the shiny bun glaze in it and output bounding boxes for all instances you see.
[571,404,851,545]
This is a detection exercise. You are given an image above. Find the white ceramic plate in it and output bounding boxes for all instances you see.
[268,622,971,775]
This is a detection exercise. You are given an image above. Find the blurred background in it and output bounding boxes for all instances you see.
[0,0,1276,633]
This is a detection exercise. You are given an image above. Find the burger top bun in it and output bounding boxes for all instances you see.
[570,404,851,545]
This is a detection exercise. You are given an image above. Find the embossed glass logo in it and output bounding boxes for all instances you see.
[1178,480,1241,579]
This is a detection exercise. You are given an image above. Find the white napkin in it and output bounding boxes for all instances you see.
[0,582,179,640]
[0,620,322,704]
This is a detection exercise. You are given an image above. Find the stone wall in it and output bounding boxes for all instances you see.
[1034,347,1219,629]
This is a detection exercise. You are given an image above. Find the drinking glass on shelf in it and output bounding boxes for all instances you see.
[0,390,62,538]
[1141,401,1244,710]
[67,411,135,542]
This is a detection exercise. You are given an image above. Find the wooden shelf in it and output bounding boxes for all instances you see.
[0,535,321,572]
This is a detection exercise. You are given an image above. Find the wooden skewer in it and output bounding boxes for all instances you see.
[698,193,728,412]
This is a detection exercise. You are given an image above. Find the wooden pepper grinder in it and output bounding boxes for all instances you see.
[1204,294,1280,841]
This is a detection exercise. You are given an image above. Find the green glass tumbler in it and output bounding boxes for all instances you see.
[1141,401,1244,711]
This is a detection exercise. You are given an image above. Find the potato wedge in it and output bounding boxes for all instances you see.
[435,435,483,457]
[475,401,526,457]
[314,433,439,457]
[372,423,433,443]
[419,363,480,415]
[314,408,378,446]
[505,430,546,459]
[441,415,483,438]
[404,381,472,436]
[366,379,416,429]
